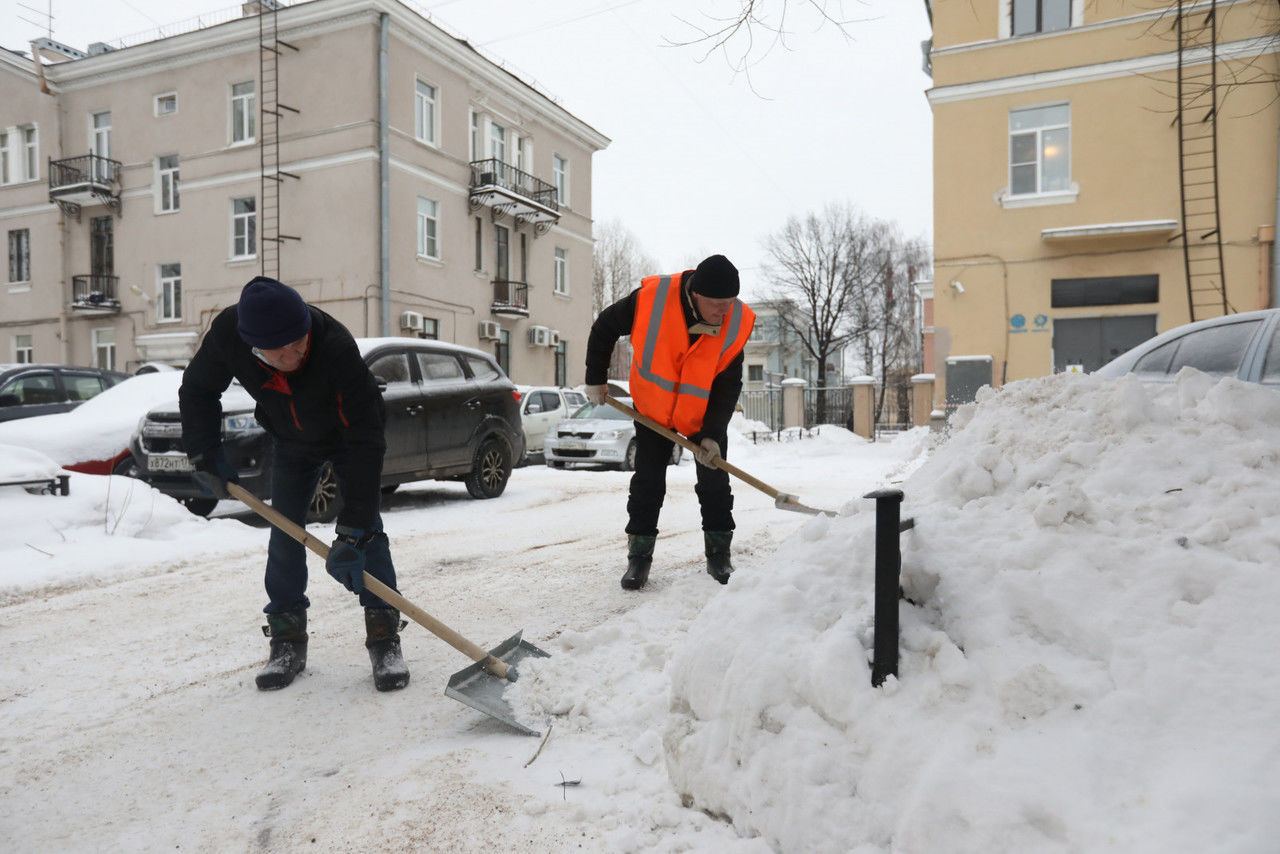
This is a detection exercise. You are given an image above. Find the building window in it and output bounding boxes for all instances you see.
[90,111,110,161]
[14,334,33,363]
[474,216,483,271]
[554,247,568,295]
[417,197,439,259]
[155,92,178,116]
[8,229,30,283]
[232,196,257,258]
[158,154,180,212]
[470,111,482,161]
[496,329,510,376]
[0,130,10,183]
[92,328,116,371]
[231,81,255,144]
[494,224,509,281]
[553,154,568,205]
[748,364,764,382]
[414,79,437,145]
[1009,104,1070,196]
[421,317,439,340]
[22,125,38,181]
[489,121,506,163]
[519,232,528,281]
[555,340,567,386]
[159,263,182,321]
[1012,0,1071,36]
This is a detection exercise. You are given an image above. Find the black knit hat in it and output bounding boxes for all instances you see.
[236,276,312,349]
[690,254,740,299]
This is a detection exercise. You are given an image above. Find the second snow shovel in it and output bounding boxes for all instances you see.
[605,396,838,517]
[226,482,549,735]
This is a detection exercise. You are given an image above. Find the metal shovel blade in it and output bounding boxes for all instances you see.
[444,630,551,736]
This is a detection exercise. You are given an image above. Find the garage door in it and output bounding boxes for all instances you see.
[1053,315,1157,373]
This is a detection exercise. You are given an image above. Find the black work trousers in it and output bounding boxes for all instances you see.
[625,422,734,537]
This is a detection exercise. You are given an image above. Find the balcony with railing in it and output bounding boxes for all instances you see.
[491,279,529,318]
[469,159,559,234]
[70,274,121,313]
[48,154,122,219]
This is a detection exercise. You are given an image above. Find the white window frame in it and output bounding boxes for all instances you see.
[517,136,531,173]
[1000,0,1082,39]
[414,78,438,146]
[1007,102,1072,201]
[89,112,111,159]
[8,228,30,284]
[231,196,257,259]
[231,81,256,145]
[22,125,38,181]
[14,334,33,364]
[469,110,482,161]
[157,154,180,213]
[0,130,10,184]
[553,154,569,206]
[554,247,569,296]
[158,263,182,322]
[417,196,439,259]
[92,327,116,371]
[489,120,506,163]
[154,92,178,117]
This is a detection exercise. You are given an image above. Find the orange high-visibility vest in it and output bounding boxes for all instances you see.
[629,272,755,436]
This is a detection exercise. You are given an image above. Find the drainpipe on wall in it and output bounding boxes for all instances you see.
[1272,98,1280,308]
[378,12,391,336]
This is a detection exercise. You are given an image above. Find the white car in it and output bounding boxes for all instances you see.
[544,397,682,471]
[518,386,589,459]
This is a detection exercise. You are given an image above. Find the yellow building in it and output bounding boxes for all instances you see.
[925,0,1280,406]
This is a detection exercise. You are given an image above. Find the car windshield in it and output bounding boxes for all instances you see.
[571,402,633,421]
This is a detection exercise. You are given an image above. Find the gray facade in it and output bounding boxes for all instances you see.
[0,0,609,383]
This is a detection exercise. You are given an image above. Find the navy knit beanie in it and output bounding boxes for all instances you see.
[236,276,312,349]
[690,254,740,299]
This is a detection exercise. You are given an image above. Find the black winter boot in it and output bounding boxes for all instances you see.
[255,609,308,691]
[365,607,410,692]
[705,531,734,584]
[621,534,656,590]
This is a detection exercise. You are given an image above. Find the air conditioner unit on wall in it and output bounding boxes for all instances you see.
[528,325,550,347]
[548,330,561,348]
[479,320,501,340]
[400,310,424,332]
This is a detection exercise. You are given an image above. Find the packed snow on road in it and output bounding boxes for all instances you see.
[2,368,1277,852]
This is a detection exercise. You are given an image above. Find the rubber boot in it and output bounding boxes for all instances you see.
[705,530,734,585]
[365,607,410,692]
[255,609,308,691]
[621,534,656,590]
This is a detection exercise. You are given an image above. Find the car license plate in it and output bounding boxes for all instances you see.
[148,454,193,472]
[560,440,585,450]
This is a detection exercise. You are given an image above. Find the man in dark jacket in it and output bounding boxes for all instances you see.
[179,276,408,692]
[584,254,755,590]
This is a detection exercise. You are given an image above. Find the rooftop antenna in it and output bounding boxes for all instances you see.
[17,0,53,39]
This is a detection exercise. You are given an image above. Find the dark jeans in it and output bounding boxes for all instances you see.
[263,442,398,615]
[625,422,734,537]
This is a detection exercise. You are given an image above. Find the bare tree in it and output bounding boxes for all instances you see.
[669,0,861,78]
[592,219,659,378]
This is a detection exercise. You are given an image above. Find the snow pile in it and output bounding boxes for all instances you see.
[662,370,1280,853]
[0,443,61,481]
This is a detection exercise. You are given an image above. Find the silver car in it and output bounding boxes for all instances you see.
[544,398,682,471]
[1094,308,1280,386]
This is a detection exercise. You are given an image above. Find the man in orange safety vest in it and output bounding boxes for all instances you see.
[583,254,756,590]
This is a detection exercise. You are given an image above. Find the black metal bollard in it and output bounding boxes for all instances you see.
[864,488,911,687]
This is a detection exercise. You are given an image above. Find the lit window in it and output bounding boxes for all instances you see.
[1009,104,1070,196]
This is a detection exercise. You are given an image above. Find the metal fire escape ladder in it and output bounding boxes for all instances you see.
[1174,0,1230,321]
[259,2,301,280]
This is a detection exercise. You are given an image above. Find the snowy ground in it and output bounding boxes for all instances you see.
[3,370,1279,853]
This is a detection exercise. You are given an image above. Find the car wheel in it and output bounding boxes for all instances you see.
[621,439,638,472]
[465,437,511,499]
[182,497,217,517]
[307,462,342,523]
[112,455,141,478]
[668,444,682,466]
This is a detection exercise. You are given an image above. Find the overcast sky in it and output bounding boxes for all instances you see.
[3,0,934,296]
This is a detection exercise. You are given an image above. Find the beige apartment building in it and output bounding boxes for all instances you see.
[0,0,608,384]
[926,0,1280,406]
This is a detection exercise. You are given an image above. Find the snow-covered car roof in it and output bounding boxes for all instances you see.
[356,337,495,360]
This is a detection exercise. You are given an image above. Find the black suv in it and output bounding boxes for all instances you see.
[0,364,129,422]
[127,339,524,520]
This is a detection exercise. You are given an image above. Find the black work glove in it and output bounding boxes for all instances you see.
[190,448,238,499]
[326,525,370,594]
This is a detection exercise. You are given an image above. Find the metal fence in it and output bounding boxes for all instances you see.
[805,386,854,429]
[740,389,782,430]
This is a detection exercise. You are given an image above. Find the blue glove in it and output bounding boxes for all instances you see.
[326,525,368,594]
[190,447,238,499]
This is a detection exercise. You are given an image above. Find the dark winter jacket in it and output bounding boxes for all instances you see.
[585,277,744,442]
[179,304,386,530]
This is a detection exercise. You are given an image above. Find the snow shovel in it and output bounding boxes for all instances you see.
[605,396,838,517]
[226,482,549,735]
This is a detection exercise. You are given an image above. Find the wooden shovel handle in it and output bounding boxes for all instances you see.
[225,481,510,679]
[604,396,783,499]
